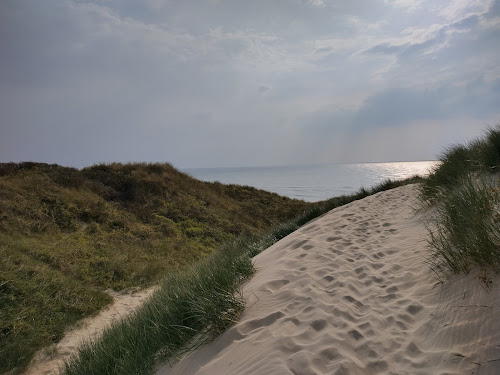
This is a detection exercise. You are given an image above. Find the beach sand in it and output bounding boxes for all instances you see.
[157,184,500,375]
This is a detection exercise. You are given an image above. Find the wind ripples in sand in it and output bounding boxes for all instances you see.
[159,185,500,375]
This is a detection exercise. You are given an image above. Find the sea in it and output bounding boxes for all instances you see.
[184,161,438,202]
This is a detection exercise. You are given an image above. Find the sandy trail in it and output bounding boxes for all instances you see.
[158,185,500,375]
[25,287,157,375]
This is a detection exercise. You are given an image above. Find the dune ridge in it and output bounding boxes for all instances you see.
[158,185,500,375]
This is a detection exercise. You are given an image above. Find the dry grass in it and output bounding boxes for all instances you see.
[421,125,500,277]
[0,162,310,374]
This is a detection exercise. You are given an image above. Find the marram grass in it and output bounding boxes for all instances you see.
[63,242,253,375]
[425,175,500,276]
[61,176,422,375]
[421,125,500,277]
[0,162,310,374]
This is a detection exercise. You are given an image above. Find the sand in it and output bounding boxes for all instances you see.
[157,184,500,375]
[25,286,157,375]
[24,184,500,375]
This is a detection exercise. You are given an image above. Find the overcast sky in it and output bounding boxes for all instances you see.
[1,0,500,168]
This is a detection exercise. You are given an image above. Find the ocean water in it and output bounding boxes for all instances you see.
[184,161,438,202]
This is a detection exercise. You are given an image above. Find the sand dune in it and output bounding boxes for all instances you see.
[158,185,500,375]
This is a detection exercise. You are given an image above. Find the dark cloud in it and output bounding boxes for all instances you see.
[354,88,444,128]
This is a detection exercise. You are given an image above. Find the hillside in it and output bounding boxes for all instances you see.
[0,162,311,374]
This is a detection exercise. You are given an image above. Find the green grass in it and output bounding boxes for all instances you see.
[61,176,422,375]
[421,125,500,277]
[0,162,310,374]
[3,142,491,374]
[421,126,500,203]
[0,160,422,374]
[63,241,254,375]
[426,175,500,275]
[0,239,112,372]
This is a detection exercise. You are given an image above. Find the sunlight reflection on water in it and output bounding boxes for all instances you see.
[185,161,438,202]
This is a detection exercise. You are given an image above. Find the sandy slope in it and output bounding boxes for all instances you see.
[157,185,500,375]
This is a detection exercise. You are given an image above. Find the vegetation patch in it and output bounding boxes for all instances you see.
[63,241,253,375]
[0,162,309,374]
[62,176,422,375]
[421,126,500,276]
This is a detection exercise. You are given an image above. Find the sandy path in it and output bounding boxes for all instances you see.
[158,185,500,375]
[25,287,157,375]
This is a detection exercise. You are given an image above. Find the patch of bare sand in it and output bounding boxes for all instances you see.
[157,184,500,375]
[25,286,157,375]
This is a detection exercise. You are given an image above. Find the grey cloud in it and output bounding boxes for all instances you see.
[314,47,334,54]
[353,89,445,128]
[215,38,248,57]
[298,88,446,138]
[365,26,450,59]
[454,78,500,118]
[365,43,404,55]
[301,74,500,136]
[258,85,272,94]
[352,77,500,131]
[398,30,448,59]
[485,0,500,18]
[453,14,480,29]
[1,0,500,168]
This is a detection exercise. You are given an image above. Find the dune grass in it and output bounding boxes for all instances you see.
[63,241,254,375]
[0,162,310,374]
[426,176,500,275]
[61,176,422,375]
[5,138,494,374]
[421,126,500,276]
[421,127,500,203]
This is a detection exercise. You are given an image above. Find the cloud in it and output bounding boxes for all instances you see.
[313,46,333,54]
[353,88,444,128]
[453,14,481,29]
[306,0,325,7]
[440,0,491,22]
[384,0,425,12]
[258,85,272,94]
[0,0,499,168]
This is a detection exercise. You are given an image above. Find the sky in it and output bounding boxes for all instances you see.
[1,0,500,169]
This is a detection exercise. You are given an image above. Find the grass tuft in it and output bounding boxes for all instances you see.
[421,124,500,277]
[421,125,500,203]
[425,175,500,276]
[62,241,254,375]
